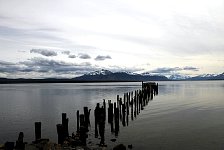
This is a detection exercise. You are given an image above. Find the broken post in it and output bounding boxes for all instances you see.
[35,122,41,141]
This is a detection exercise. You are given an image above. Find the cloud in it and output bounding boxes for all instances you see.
[0,60,29,73]
[0,60,16,66]
[149,66,199,74]
[0,57,95,76]
[20,57,95,74]
[62,51,70,55]
[68,55,76,58]
[95,55,112,61]
[78,53,91,59]
[30,49,57,57]
[183,66,199,71]
[150,67,182,74]
[108,65,144,73]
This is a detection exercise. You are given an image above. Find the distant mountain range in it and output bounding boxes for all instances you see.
[75,69,224,81]
[74,69,168,81]
[0,69,224,83]
[186,73,224,80]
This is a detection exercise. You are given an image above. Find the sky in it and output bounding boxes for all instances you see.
[0,0,224,78]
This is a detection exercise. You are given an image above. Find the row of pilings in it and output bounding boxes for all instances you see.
[2,82,158,150]
[93,82,158,146]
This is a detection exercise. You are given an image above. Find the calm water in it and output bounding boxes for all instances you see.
[0,81,224,149]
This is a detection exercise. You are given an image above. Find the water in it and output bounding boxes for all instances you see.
[0,81,224,149]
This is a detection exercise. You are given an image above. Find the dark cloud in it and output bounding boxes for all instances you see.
[20,57,94,73]
[61,51,70,55]
[150,67,182,74]
[30,49,57,57]
[78,53,91,59]
[0,60,16,66]
[0,60,28,73]
[0,58,95,76]
[149,66,199,75]
[95,55,112,61]
[183,66,199,71]
[18,50,26,53]
[68,55,76,58]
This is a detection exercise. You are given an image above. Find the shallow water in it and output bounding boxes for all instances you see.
[0,81,224,149]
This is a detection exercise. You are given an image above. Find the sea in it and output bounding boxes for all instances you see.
[0,81,224,149]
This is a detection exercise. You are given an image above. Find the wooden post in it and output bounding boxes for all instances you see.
[108,103,113,123]
[56,124,64,144]
[103,99,106,121]
[131,98,134,121]
[122,104,125,126]
[99,107,105,146]
[136,90,139,115]
[114,107,119,136]
[119,98,122,120]
[76,110,80,132]
[15,132,25,150]
[80,114,85,129]
[94,104,99,138]
[35,122,41,141]
[62,113,69,137]
[84,107,90,130]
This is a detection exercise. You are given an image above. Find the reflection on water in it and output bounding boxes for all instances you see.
[117,81,224,150]
[1,81,224,150]
[0,82,141,144]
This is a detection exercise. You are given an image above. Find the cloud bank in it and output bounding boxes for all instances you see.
[95,55,112,61]
[30,49,57,57]
[78,53,91,59]
[149,66,199,75]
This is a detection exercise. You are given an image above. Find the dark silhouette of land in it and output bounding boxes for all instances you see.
[0,70,223,84]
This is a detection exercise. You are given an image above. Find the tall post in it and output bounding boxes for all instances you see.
[76,110,80,132]
[35,122,41,141]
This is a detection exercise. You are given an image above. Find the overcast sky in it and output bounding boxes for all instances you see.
[0,0,224,78]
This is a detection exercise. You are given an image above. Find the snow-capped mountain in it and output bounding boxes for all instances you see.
[75,69,168,81]
[141,72,152,76]
[196,74,216,78]
[189,74,217,80]
[86,69,112,76]
[78,70,224,81]
[169,74,190,80]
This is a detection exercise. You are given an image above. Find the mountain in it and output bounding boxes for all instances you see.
[74,69,169,81]
[188,73,219,80]
[213,72,224,80]
[169,74,190,80]
[1,70,224,84]
[86,69,112,76]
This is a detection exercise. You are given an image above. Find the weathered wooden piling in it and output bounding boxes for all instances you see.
[76,110,80,132]
[98,107,105,145]
[119,98,122,120]
[122,104,125,126]
[117,95,119,110]
[94,103,99,138]
[35,122,41,141]
[84,107,91,130]
[131,98,134,121]
[62,113,69,137]
[108,102,113,123]
[15,132,25,150]
[79,125,87,145]
[80,114,85,130]
[114,107,119,136]
[56,124,64,144]
[127,93,129,116]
